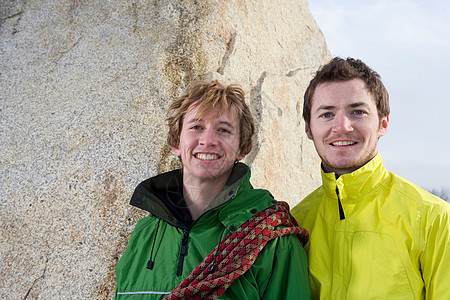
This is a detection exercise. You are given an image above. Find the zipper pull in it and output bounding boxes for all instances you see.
[177,228,189,276]
[336,186,346,220]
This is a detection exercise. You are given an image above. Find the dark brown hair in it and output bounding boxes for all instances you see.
[303,57,390,125]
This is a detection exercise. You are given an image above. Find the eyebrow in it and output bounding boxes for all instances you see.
[315,102,369,112]
[315,105,335,111]
[185,118,235,129]
[349,102,368,108]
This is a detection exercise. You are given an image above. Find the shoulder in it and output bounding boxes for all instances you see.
[383,173,450,229]
[291,186,325,221]
[225,187,277,214]
[387,173,449,209]
[254,232,307,269]
[128,214,162,243]
[271,232,305,254]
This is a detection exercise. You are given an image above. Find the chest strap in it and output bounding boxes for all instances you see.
[164,201,309,300]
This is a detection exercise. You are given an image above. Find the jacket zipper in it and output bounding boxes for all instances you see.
[176,192,236,276]
[336,186,346,220]
[177,228,189,276]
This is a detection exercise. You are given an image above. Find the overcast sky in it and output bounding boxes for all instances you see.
[308,0,450,191]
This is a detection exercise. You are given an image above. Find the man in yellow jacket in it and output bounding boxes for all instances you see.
[292,57,450,299]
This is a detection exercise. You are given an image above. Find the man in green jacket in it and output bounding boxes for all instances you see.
[115,80,311,299]
[292,57,450,299]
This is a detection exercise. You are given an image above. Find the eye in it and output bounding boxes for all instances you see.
[320,112,333,118]
[352,110,365,116]
[218,128,231,134]
[190,125,203,130]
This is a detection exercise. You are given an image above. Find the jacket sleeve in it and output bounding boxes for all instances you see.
[421,203,450,299]
[260,234,312,300]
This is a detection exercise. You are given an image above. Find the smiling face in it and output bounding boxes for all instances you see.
[306,78,389,175]
[172,104,244,185]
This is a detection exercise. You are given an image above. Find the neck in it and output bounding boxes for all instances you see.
[321,154,378,177]
[182,176,229,221]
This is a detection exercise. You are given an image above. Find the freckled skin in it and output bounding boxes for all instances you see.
[306,79,389,175]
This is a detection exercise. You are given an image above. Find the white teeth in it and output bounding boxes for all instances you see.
[332,141,356,146]
[195,153,219,160]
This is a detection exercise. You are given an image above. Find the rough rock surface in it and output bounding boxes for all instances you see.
[0,0,330,298]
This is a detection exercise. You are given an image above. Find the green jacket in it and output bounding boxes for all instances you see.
[115,163,311,299]
[292,154,450,299]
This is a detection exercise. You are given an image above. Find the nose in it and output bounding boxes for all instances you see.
[332,114,353,133]
[199,127,218,146]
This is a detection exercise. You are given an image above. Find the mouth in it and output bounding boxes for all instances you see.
[331,141,357,146]
[194,153,220,161]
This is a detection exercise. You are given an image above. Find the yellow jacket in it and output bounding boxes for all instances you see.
[292,154,450,299]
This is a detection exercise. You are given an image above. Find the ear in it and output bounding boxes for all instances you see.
[378,115,389,137]
[305,123,313,140]
[171,145,181,157]
[236,147,249,161]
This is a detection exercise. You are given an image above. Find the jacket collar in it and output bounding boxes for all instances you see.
[129,162,251,227]
[321,153,389,202]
